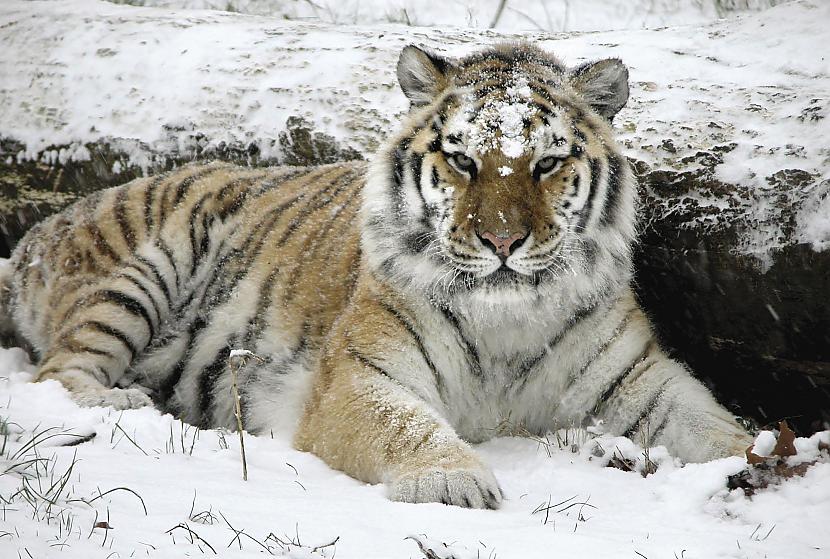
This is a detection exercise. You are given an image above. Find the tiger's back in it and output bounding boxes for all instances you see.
[7,161,365,428]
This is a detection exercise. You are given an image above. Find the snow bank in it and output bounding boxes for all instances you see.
[1,347,829,558]
[1,0,828,254]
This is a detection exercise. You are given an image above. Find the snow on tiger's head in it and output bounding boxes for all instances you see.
[362,43,637,306]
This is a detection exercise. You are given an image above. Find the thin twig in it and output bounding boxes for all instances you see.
[489,0,508,28]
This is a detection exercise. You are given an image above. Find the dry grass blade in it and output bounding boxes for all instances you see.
[70,486,148,515]
[227,350,264,481]
[166,522,217,554]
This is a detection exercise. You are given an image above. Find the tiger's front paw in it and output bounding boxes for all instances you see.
[38,369,153,410]
[72,386,153,410]
[389,464,503,509]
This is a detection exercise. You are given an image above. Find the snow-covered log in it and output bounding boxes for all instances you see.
[1,0,828,429]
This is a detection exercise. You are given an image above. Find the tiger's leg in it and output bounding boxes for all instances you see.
[30,260,170,409]
[556,297,751,462]
[8,184,180,409]
[11,164,259,409]
[597,353,753,462]
[296,365,502,509]
[294,295,503,509]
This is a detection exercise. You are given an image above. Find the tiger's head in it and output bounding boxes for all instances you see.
[363,43,637,307]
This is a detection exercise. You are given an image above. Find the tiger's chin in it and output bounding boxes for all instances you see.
[452,265,542,305]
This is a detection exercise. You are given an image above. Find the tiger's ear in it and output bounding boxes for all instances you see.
[397,45,452,107]
[569,58,629,121]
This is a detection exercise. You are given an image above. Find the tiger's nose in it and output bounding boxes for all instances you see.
[478,230,528,260]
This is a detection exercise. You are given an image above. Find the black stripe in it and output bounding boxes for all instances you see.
[196,344,233,427]
[241,264,282,343]
[593,346,655,415]
[430,166,440,189]
[439,306,482,378]
[188,193,211,265]
[649,408,672,443]
[114,187,137,251]
[391,137,412,213]
[86,223,120,262]
[410,153,424,197]
[65,338,117,360]
[531,101,554,117]
[172,166,222,210]
[410,155,436,223]
[39,364,113,387]
[115,272,163,326]
[132,255,173,308]
[567,308,637,384]
[577,158,603,232]
[570,174,581,200]
[76,345,116,358]
[77,320,138,359]
[516,297,605,380]
[623,377,670,439]
[97,289,156,339]
[378,300,444,397]
[157,320,200,403]
[157,239,181,298]
[428,122,442,153]
[143,173,171,231]
[444,132,462,145]
[346,346,397,383]
[599,153,625,227]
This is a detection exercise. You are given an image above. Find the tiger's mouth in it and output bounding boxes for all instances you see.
[485,265,525,283]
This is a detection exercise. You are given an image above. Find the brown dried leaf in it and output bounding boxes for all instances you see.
[94,521,113,530]
[746,444,766,465]
[772,420,797,457]
[774,460,815,479]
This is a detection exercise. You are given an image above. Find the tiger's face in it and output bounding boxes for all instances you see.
[363,43,636,303]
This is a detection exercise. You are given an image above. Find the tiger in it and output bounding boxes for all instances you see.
[0,43,752,509]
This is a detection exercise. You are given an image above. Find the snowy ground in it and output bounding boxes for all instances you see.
[1,346,829,559]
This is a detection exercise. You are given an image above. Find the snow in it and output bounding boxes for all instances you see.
[1,346,828,558]
[108,0,780,32]
[459,73,537,160]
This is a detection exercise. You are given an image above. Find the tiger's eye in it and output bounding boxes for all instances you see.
[537,156,559,171]
[452,153,474,168]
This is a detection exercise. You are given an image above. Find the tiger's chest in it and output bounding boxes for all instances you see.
[415,303,595,442]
